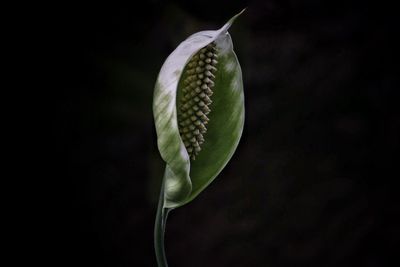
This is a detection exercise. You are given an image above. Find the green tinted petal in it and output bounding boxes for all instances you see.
[153,10,245,208]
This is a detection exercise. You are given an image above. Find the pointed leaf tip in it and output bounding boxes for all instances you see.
[220,8,246,33]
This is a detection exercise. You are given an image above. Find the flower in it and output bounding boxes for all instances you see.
[153,10,245,208]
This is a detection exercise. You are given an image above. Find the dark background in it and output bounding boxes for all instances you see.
[43,0,398,266]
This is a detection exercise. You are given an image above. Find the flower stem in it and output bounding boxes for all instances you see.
[154,180,170,267]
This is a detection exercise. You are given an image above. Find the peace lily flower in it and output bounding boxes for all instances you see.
[153,10,245,266]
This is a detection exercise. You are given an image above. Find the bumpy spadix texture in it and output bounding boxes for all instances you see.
[178,42,218,160]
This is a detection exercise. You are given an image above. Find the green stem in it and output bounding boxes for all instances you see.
[154,180,171,267]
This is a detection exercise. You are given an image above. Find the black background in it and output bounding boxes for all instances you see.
[38,0,399,266]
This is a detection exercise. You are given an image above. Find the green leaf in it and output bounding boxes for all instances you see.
[153,10,245,209]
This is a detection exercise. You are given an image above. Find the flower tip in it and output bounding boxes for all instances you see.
[220,8,246,33]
